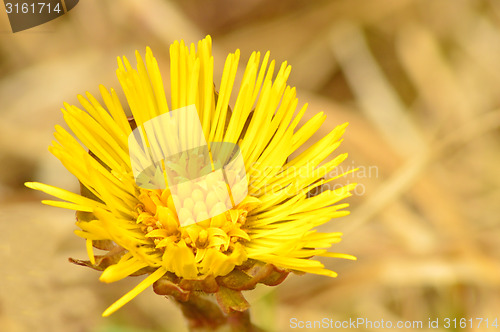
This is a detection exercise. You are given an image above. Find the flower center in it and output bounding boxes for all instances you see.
[136,188,251,255]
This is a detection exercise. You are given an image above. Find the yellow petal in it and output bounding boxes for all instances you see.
[102,267,166,317]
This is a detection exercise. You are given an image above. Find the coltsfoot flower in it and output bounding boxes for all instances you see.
[26,35,356,323]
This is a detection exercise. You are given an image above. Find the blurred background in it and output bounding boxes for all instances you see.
[1,0,500,331]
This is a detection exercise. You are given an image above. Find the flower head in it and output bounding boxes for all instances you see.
[26,35,356,317]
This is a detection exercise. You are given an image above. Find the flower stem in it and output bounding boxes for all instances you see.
[174,294,264,332]
[227,309,265,332]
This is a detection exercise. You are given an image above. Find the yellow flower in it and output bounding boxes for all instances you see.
[25,35,356,317]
